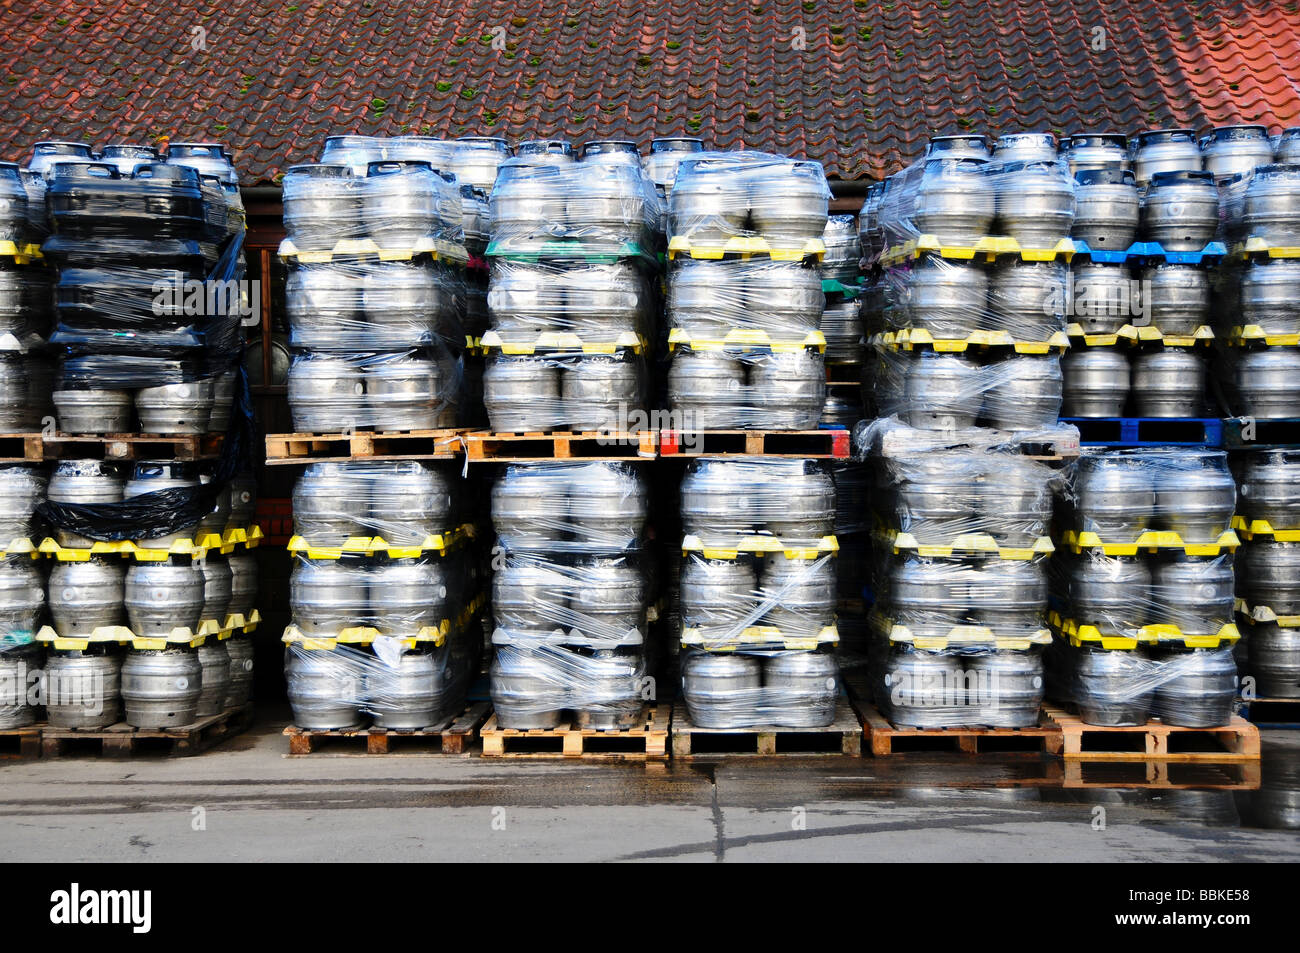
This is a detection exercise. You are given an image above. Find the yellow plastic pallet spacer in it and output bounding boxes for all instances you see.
[1231,515,1300,541]
[889,624,1051,651]
[878,327,1070,354]
[0,240,45,264]
[0,538,39,559]
[1137,622,1241,646]
[681,534,839,560]
[281,622,449,649]
[479,329,647,355]
[887,530,1053,560]
[1232,238,1300,260]
[223,609,262,633]
[1060,528,1240,555]
[286,527,465,559]
[666,235,826,262]
[667,326,827,353]
[1132,325,1214,347]
[679,624,838,651]
[1237,601,1300,627]
[278,237,469,264]
[881,235,1076,266]
[1230,326,1300,347]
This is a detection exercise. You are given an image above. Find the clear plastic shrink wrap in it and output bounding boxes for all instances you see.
[678,457,835,546]
[878,254,1068,343]
[1063,447,1235,543]
[285,637,481,730]
[667,347,825,431]
[490,461,647,555]
[679,646,840,729]
[667,152,831,246]
[869,348,1063,432]
[486,258,656,341]
[282,160,465,251]
[291,460,459,547]
[487,155,663,252]
[668,257,823,343]
[876,641,1045,729]
[286,348,460,432]
[870,153,1076,258]
[285,258,466,352]
[871,443,1058,547]
[290,553,466,637]
[492,551,649,644]
[483,349,649,433]
[679,550,836,644]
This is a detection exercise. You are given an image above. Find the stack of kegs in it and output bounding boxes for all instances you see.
[1212,128,1300,418]
[1232,449,1300,699]
[865,133,1072,434]
[1045,448,1240,727]
[1063,128,1219,419]
[283,136,470,433]
[820,214,866,426]
[0,458,258,730]
[28,140,245,435]
[0,157,53,433]
[0,461,46,726]
[488,461,654,730]
[283,459,481,730]
[864,425,1054,728]
[665,152,830,431]
[676,457,841,728]
[481,140,661,434]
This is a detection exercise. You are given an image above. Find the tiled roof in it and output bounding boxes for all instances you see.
[1,0,1298,183]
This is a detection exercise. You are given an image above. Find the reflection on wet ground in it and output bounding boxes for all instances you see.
[0,707,1294,862]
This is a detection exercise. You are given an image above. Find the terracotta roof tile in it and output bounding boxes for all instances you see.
[0,1,1296,183]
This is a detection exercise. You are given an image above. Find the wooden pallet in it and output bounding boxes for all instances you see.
[39,704,254,758]
[858,703,1064,757]
[0,726,41,760]
[1061,758,1261,790]
[659,429,850,459]
[0,432,223,462]
[1238,696,1300,728]
[44,432,223,461]
[464,430,658,462]
[0,433,44,463]
[479,705,668,760]
[265,429,466,464]
[670,700,862,757]
[1048,708,1261,761]
[283,701,490,755]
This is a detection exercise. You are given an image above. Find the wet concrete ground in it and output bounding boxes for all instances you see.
[1,706,1296,862]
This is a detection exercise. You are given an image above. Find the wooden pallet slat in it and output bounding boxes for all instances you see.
[39,704,254,759]
[464,430,657,462]
[265,429,466,464]
[1061,758,1262,790]
[0,726,42,760]
[669,700,863,757]
[0,432,223,463]
[659,429,850,459]
[1047,708,1261,762]
[479,704,668,760]
[857,702,1063,757]
[282,701,490,756]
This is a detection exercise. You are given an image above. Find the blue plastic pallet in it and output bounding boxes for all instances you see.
[1071,240,1228,266]
[1062,417,1224,447]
